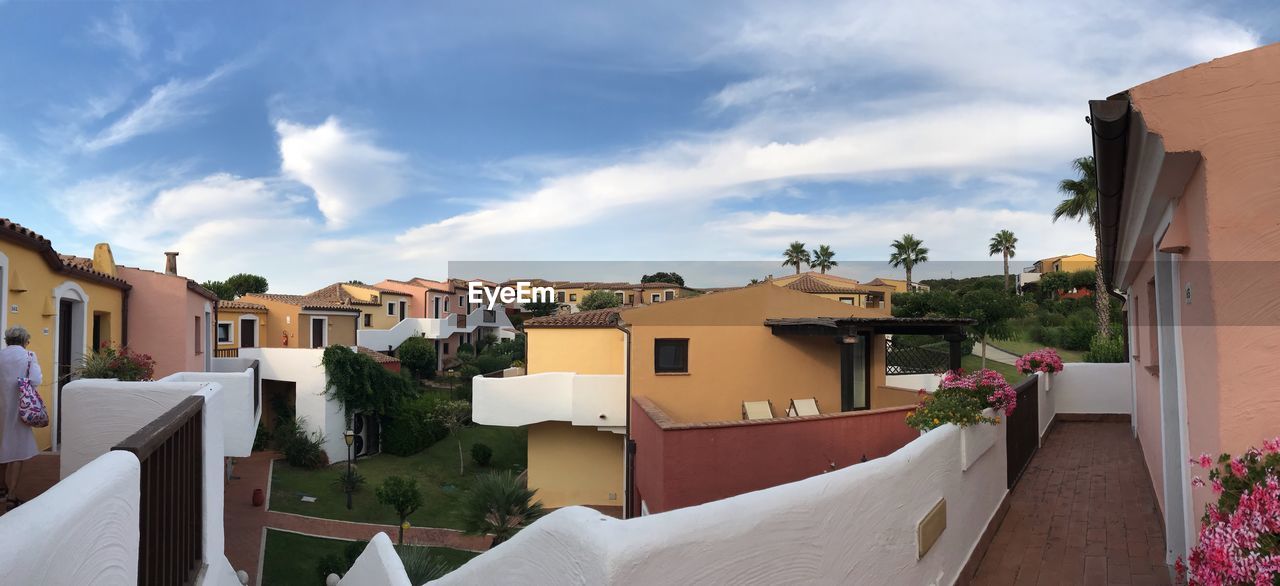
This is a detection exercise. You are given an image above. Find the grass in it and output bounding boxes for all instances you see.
[271,424,527,530]
[960,354,1029,385]
[989,337,1085,363]
[261,529,478,586]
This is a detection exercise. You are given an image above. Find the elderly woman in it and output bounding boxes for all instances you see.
[0,326,40,506]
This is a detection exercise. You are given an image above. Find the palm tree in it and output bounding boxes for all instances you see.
[461,471,546,547]
[782,241,811,274]
[989,230,1017,291]
[1053,156,1111,337]
[811,245,837,274]
[889,234,929,289]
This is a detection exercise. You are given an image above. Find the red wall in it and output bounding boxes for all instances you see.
[631,399,918,514]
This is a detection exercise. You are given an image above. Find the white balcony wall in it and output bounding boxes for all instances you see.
[57,379,244,584]
[1047,363,1132,415]
[162,367,259,457]
[432,418,1009,585]
[357,306,517,351]
[242,347,349,464]
[0,451,140,585]
[472,372,625,429]
[337,533,411,586]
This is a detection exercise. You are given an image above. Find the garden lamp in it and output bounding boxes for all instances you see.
[343,429,355,510]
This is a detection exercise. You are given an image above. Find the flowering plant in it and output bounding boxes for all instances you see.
[75,342,156,381]
[1015,348,1064,375]
[1179,437,1280,584]
[905,369,1017,431]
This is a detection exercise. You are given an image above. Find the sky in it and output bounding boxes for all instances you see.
[0,1,1274,291]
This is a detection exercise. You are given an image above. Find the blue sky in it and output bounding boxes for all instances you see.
[0,1,1274,291]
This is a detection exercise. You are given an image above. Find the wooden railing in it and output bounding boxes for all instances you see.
[112,396,204,586]
[1005,376,1039,489]
[214,348,239,358]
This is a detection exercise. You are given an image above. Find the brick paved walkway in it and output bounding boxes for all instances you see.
[970,422,1172,586]
[224,451,491,585]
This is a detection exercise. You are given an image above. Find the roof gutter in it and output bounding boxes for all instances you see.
[1088,96,1132,289]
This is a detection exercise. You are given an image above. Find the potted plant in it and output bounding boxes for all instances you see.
[1179,437,1280,583]
[1015,348,1063,390]
[905,369,1018,470]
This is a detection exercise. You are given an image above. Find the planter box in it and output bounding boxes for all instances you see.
[960,409,998,472]
[1041,371,1052,392]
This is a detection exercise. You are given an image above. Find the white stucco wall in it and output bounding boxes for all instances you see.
[472,372,625,429]
[1037,372,1055,442]
[886,373,944,391]
[338,532,411,586]
[433,419,1008,586]
[162,369,259,457]
[357,306,517,351]
[1050,363,1132,415]
[0,451,140,585]
[241,347,348,463]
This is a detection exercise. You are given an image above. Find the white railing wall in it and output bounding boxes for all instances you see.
[240,347,349,464]
[162,368,259,457]
[0,451,140,585]
[357,306,517,351]
[472,372,626,429]
[337,533,411,586]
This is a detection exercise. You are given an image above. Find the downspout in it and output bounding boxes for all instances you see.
[615,321,633,518]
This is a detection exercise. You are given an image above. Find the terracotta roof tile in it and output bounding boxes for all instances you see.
[781,273,872,295]
[357,346,401,364]
[0,221,128,289]
[306,283,381,306]
[217,299,268,312]
[241,293,362,312]
[524,307,623,328]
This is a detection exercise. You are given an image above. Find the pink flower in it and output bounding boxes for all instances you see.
[1192,476,1206,488]
[1230,459,1247,477]
[1194,454,1214,469]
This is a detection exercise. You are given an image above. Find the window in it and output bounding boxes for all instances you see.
[839,297,855,305]
[654,339,689,373]
[651,293,660,303]
[664,290,674,301]
[484,309,496,323]
[444,298,450,312]
[387,302,395,316]
[364,314,372,327]
[458,296,465,311]
[443,342,450,355]
[557,291,566,303]
[1145,279,1159,368]
[615,291,624,301]
[194,316,202,354]
[217,322,233,344]
[569,293,577,302]
[627,294,634,304]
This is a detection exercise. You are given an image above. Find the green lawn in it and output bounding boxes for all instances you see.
[989,337,1085,362]
[261,529,478,586]
[960,354,1029,385]
[271,424,527,530]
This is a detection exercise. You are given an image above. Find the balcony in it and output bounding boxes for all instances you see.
[472,371,626,431]
[356,306,517,352]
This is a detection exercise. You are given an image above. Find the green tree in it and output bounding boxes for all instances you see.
[375,476,424,544]
[889,234,929,288]
[225,273,269,297]
[523,299,562,317]
[1053,156,1111,337]
[461,471,546,547]
[640,272,685,286]
[396,337,437,380]
[959,289,1024,368]
[988,230,1018,291]
[782,241,811,275]
[810,245,837,274]
[430,400,473,474]
[578,289,622,311]
[202,280,236,301]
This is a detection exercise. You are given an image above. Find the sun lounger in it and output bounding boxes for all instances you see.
[786,398,820,417]
[742,400,774,420]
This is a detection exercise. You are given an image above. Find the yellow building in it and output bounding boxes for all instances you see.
[483,283,972,514]
[233,293,360,349]
[307,282,415,330]
[865,277,930,293]
[539,281,700,311]
[767,272,894,313]
[1,219,127,449]
[214,299,269,353]
[1033,253,1096,274]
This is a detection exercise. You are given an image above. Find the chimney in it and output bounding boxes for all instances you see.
[164,252,179,276]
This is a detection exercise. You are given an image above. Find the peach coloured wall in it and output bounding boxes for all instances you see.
[373,280,427,318]
[1127,260,1165,513]
[1124,43,1280,520]
[117,267,211,378]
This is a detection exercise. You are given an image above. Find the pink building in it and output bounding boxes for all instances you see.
[1090,42,1280,562]
[373,277,502,367]
[116,252,219,378]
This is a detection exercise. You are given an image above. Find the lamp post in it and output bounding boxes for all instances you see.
[343,429,355,510]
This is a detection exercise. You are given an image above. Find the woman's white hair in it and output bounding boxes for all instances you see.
[4,326,31,347]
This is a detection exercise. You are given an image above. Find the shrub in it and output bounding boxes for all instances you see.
[376,476,424,544]
[905,369,1017,431]
[252,422,270,452]
[1180,438,1280,583]
[333,466,366,494]
[321,345,416,417]
[396,337,437,380]
[461,471,546,547]
[578,289,622,311]
[273,418,328,469]
[397,545,454,584]
[381,396,448,457]
[75,343,155,381]
[471,443,493,467]
[1083,333,1126,363]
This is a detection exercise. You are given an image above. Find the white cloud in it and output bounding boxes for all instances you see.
[275,117,408,228]
[79,62,239,152]
[89,9,146,60]
[708,76,812,111]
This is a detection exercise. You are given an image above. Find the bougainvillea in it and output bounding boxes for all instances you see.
[905,368,1017,431]
[1180,437,1280,585]
[75,342,155,381]
[1015,348,1064,375]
